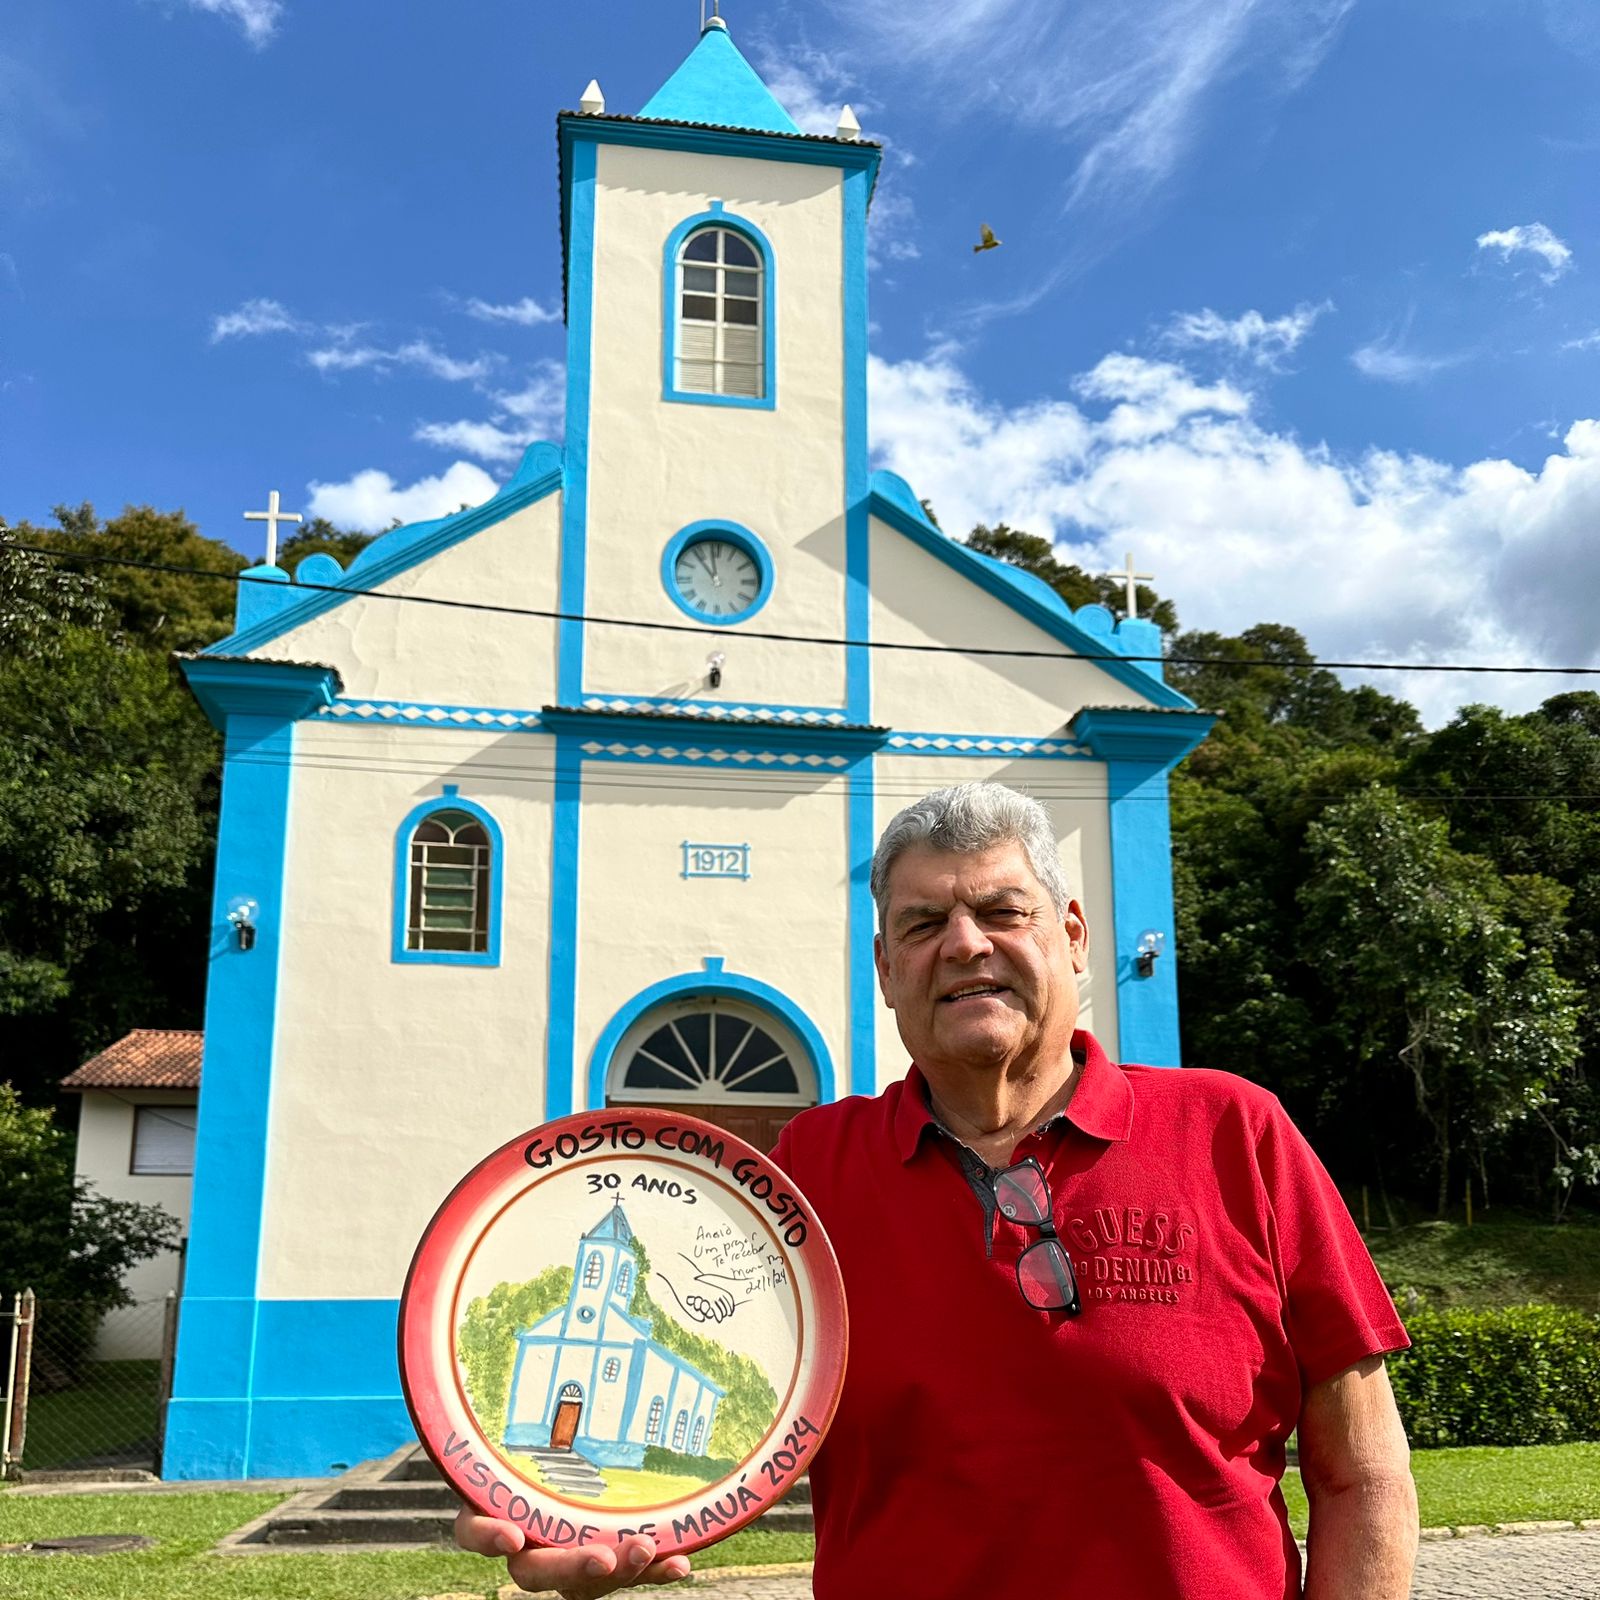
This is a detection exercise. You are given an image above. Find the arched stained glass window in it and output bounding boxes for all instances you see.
[690,1416,705,1453]
[616,1262,632,1297]
[672,1409,689,1450]
[646,1397,664,1443]
[406,809,492,953]
[676,227,765,399]
[583,1252,603,1287]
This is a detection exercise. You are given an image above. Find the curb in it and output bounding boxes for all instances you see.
[485,1563,816,1597]
[1417,1519,1600,1540]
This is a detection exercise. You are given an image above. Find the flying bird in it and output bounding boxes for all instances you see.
[973,223,1002,253]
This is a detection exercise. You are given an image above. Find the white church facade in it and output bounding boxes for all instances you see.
[164,20,1213,1479]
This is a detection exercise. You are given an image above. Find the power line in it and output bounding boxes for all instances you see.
[9,537,1600,680]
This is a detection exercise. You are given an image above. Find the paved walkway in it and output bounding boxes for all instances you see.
[671,1529,1600,1599]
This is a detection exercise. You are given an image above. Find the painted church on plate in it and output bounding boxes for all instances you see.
[502,1202,723,1468]
[163,17,1214,1479]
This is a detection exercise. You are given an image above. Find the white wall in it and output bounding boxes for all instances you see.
[574,763,853,1107]
[869,518,1154,736]
[262,495,564,707]
[71,1091,192,1360]
[257,721,557,1301]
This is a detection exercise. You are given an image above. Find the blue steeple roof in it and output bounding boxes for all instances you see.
[582,1200,634,1244]
[639,20,802,135]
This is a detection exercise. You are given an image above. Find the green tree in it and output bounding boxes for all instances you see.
[456,1266,575,1445]
[0,542,220,1096]
[964,523,1179,630]
[0,1084,182,1369]
[1298,787,1583,1214]
[13,504,244,653]
[278,518,374,572]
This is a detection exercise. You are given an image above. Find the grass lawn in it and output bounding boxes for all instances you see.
[0,1490,811,1599]
[3,1443,1598,1597]
[21,1361,161,1471]
[1276,1442,1600,1535]
[1363,1212,1600,1310]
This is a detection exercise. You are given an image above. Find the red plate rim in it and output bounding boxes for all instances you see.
[398,1107,846,1558]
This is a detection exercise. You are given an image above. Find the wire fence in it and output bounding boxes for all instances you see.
[1,1292,176,1476]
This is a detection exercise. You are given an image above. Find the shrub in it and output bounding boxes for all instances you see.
[1389,1304,1600,1448]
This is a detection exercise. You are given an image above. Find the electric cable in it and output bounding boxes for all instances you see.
[9,537,1600,679]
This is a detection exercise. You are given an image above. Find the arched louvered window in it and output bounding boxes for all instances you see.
[603,1358,620,1381]
[673,226,767,401]
[583,1252,603,1288]
[690,1416,706,1453]
[616,1262,632,1297]
[646,1396,664,1443]
[672,1409,689,1450]
[609,997,816,1106]
[394,789,502,966]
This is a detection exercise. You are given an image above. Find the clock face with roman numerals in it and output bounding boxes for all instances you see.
[673,536,762,619]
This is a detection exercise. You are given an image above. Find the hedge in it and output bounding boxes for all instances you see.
[1388,1305,1600,1448]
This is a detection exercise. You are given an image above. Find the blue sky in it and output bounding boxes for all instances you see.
[6,0,1600,721]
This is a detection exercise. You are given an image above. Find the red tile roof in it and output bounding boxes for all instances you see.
[61,1030,203,1092]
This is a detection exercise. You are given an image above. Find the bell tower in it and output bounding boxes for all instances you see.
[554,17,881,719]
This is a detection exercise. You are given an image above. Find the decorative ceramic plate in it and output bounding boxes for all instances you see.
[399,1108,847,1557]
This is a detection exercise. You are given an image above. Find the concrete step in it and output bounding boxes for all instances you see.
[260,1507,455,1546]
[217,1446,814,1552]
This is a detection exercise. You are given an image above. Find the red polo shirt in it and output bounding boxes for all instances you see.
[773,1033,1407,1600]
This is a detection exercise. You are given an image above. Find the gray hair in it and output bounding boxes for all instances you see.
[870,783,1071,929]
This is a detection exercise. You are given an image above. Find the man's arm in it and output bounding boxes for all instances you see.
[1297,1355,1418,1600]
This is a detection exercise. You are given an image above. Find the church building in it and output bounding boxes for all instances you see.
[164,17,1213,1479]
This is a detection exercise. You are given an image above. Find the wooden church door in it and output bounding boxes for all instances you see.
[551,1384,583,1450]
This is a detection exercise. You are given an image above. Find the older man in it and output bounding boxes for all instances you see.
[461,783,1417,1598]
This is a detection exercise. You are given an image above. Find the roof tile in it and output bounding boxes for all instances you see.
[61,1029,203,1092]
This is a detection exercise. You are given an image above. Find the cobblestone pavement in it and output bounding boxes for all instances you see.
[671,1529,1600,1598]
[1409,1528,1600,1599]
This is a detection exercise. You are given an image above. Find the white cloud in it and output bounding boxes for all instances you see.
[868,344,1600,725]
[829,0,1353,220]
[1162,302,1330,368]
[1350,339,1466,384]
[1562,330,1600,352]
[306,339,497,382]
[413,361,565,464]
[210,297,304,342]
[1476,222,1575,282]
[181,0,283,47]
[462,295,560,327]
[751,41,862,137]
[305,461,499,532]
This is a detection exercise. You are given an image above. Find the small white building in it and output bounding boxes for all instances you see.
[503,1202,722,1467]
[163,19,1213,1479]
[60,1030,200,1360]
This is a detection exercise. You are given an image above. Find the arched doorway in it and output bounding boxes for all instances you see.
[550,1381,584,1450]
[602,986,822,1153]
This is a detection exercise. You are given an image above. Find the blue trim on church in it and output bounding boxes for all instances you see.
[1070,707,1216,1068]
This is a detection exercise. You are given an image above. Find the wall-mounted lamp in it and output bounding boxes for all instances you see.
[227,896,259,952]
[1135,928,1165,978]
[707,651,726,689]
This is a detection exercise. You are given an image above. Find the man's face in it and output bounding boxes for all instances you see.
[873,840,1089,1082]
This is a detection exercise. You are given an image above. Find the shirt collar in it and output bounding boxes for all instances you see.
[894,1029,1135,1163]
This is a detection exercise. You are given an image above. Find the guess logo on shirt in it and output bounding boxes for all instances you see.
[1063,1204,1198,1307]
